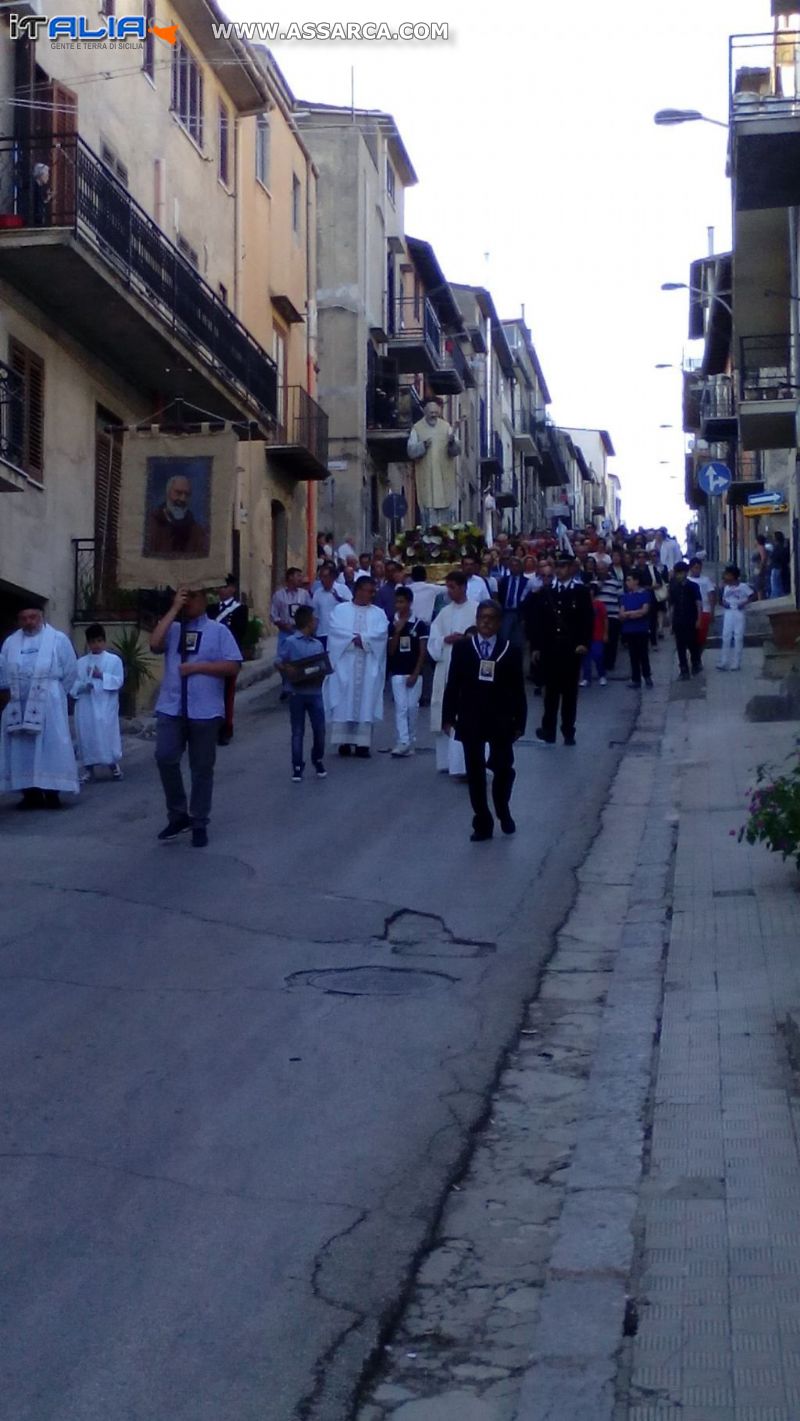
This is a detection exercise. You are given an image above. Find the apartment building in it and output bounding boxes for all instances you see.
[561,427,616,530]
[0,1,326,640]
[722,12,800,591]
[502,317,551,532]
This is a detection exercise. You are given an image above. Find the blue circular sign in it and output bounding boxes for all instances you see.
[697,462,732,496]
[382,492,408,519]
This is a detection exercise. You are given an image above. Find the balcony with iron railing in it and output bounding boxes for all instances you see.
[700,374,738,441]
[386,294,443,375]
[268,385,329,480]
[730,32,800,210]
[0,133,278,428]
[428,335,472,395]
[366,378,425,463]
[738,332,800,449]
[512,408,538,456]
[0,357,26,491]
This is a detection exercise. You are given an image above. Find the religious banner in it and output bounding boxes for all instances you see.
[117,425,238,590]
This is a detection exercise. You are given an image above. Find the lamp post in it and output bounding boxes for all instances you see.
[661,282,733,316]
[654,108,728,129]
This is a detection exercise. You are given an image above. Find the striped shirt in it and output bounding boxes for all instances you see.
[598,568,624,619]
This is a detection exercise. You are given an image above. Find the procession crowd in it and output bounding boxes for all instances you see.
[0,523,757,844]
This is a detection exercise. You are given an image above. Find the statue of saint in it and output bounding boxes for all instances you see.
[407,399,460,528]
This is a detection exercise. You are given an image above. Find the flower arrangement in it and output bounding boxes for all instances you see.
[394,522,485,565]
[738,752,800,869]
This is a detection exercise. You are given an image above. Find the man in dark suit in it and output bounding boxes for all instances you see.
[442,600,527,842]
[208,576,249,745]
[496,556,531,650]
[524,552,593,747]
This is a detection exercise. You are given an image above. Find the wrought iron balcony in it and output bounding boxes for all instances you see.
[428,335,472,395]
[386,294,442,375]
[539,426,571,488]
[0,134,277,428]
[268,385,329,480]
[730,33,800,210]
[72,538,169,626]
[738,333,800,449]
[480,430,504,487]
[0,357,25,491]
[699,375,737,441]
[366,378,425,463]
[512,409,538,455]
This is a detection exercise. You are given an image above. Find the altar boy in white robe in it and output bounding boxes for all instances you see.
[0,604,79,809]
[324,576,388,757]
[70,623,125,782]
[427,570,476,776]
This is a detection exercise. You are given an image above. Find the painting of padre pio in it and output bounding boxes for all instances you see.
[143,456,212,559]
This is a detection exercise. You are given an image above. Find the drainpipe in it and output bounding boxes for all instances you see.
[233,116,241,314]
[305,152,317,581]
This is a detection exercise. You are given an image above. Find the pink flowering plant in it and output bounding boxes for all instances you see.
[738,754,800,869]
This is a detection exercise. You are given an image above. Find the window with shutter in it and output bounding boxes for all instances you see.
[9,338,45,481]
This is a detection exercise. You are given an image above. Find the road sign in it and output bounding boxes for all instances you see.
[747,490,782,506]
[382,491,408,520]
[697,461,732,496]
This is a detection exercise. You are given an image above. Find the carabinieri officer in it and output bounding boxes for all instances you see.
[442,599,527,842]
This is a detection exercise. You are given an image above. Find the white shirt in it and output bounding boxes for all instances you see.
[337,541,357,563]
[476,634,497,657]
[688,574,715,614]
[466,573,493,604]
[311,581,353,638]
[722,582,753,613]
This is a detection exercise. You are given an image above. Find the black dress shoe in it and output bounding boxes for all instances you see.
[470,828,493,842]
[563,736,576,747]
[191,827,208,848]
[43,791,63,808]
[16,789,44,810]
[499,815,516,835]
[337,745,352,757]
[535,728,556,745]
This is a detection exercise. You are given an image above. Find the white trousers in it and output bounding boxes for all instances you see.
[391,675,422,746]
[435,730,466,775]
[718,608,745,669]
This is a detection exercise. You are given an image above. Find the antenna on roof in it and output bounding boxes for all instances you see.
[351,66,355,121]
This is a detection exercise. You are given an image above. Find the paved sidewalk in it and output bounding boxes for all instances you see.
[355,645,800,1421]
[621,652,800,1421]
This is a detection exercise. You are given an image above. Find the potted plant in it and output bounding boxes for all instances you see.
[239,614,264,662]
[111,627,156,717]
[738,752,800,870]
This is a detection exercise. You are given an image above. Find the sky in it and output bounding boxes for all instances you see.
[228,0,767,533]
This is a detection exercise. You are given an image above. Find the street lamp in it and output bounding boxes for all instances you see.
[659,423,673,428]
[654,108,728,129]
[655,363,674,369]
[661,282,733,316]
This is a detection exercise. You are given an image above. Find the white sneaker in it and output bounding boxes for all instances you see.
[391,743,412,757]
[111,765,123,781]
[579,679,588,688]
[599,677,607,686]
[79,769,92,785]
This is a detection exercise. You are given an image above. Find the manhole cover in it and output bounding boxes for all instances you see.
[286,966,457,996]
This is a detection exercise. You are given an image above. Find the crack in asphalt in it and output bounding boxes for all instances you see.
[0,1150,365,1214]
[295,1209,371,1421]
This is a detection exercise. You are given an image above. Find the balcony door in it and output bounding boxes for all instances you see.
[272,326,287,435]
[31,74,77,225]
[95,407,122,612]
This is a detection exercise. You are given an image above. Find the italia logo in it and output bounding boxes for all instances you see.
[9,14,179,43]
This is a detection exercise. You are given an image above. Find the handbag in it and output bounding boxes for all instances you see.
[653,581,668,604]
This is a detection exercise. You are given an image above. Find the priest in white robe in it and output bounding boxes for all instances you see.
[70,623,124,781]
[0,605,79,808]
[324,577,388,757]
[427,570,477,776]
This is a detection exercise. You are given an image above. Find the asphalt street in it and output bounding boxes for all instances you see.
[0,669,640,1421]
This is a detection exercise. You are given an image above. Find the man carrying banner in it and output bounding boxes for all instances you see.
[150,584,242,848]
